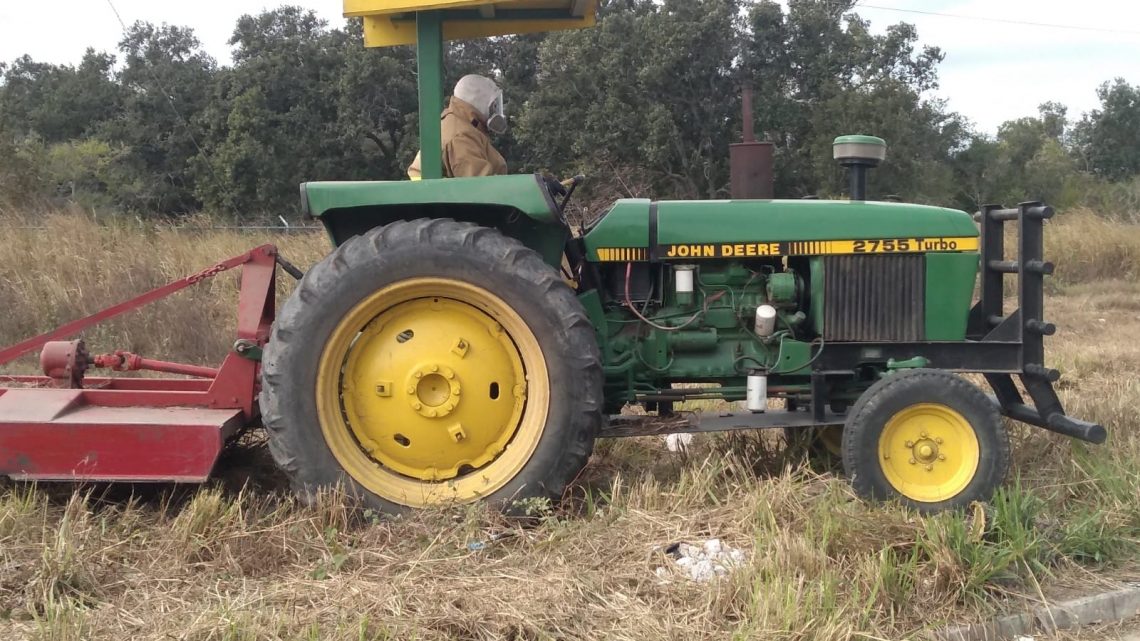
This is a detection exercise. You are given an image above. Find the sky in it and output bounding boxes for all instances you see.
[1,0,1138,134]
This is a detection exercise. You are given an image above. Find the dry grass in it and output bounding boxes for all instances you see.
[0,208,1139,640]
[0,207,327,370]
[1046,208,1140,284]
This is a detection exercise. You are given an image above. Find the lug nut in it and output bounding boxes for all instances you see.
[905,440,914,448]
[939,454,946,461]
[936,437,943,444]
[920,432,928,438]
[925,464,933,471]
[908,458,916,465]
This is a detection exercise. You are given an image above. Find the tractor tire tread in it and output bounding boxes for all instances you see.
[260,218,602,513]
[841,368,1010,513]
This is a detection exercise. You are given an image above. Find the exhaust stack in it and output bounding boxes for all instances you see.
[729,85,775,200]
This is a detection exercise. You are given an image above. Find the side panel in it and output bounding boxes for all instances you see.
[925,252,980,341]
[583,199,652,260]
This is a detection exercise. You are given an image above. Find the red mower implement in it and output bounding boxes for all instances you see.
[0,245,291,483]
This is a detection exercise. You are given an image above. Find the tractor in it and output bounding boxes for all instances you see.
[0,1,1104,515]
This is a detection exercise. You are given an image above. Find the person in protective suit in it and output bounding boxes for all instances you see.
[407,74,509,179]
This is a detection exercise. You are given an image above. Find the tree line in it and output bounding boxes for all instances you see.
[2,0,1140,220]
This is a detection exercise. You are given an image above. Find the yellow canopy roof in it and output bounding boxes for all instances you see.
[344,0,597,47]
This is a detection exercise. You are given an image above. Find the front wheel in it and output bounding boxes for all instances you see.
[260,219,603,513]
[841,369,1010,513]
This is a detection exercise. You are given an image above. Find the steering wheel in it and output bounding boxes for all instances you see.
[558,174,586,211]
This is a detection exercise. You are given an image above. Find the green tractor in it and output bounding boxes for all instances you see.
[260,1,1103,514]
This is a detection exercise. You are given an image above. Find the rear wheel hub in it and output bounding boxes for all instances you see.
[315,277,551,508]
[342,297,527,482]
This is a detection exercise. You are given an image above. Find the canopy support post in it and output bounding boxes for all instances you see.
[416,11,445,180]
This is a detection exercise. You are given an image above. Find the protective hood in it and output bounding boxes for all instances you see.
[453,74,507,135]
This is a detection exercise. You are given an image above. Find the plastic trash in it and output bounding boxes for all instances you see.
[657,538,747,583]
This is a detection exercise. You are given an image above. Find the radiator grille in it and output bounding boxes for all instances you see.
[823,255,925,342]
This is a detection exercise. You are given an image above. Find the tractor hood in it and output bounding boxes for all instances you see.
[584,199,979,261]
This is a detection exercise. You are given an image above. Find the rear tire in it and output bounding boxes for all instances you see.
[841,369,1009,513]
[260,219,603,513]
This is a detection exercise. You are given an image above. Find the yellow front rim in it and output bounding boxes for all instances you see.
[878,403,980,503]
[316,278,549,507]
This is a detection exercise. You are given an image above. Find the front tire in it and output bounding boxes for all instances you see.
[841,369,1010,513]
[260,219,603,513]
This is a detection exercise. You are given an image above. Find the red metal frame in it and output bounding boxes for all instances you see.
[0,245,279,482]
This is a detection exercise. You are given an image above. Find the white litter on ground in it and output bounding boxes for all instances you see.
[656,539,747,583]
[664,433,693,452]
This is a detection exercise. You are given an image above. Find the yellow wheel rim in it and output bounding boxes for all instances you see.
[316,278,548,507]
[877,403,980,503]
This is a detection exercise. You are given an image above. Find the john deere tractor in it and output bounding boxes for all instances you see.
[259,1,1104,514]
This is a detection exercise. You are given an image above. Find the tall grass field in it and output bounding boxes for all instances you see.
[0,208,1138,640]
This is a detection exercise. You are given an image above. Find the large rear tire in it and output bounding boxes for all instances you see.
[841,369,1010,513]
[260,219,603,513]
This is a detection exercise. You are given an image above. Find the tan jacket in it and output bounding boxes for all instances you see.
[407,98,508,179]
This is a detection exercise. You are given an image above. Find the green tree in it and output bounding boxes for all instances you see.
[44,139,122,207]
[0,50,124,142]
[0,133,50,208]
[1074,79,1140,180]
[193,7,355,215]
[97,22,217,214]
[746,0,960,200]
[517,0,962,204]
[335,20,420,181]
[952,103,1077,210]
[951,136,1002,210]
[517,0,742,200]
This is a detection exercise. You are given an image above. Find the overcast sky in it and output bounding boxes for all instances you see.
[1,0,1138,134]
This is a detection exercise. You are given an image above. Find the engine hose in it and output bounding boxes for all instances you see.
[777,337,826,373]
[624,262,716,331]
[603,353,638,377]
[634,346,676,373]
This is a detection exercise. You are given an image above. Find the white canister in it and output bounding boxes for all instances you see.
[754,304,778,336]
[746,374,768,413]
